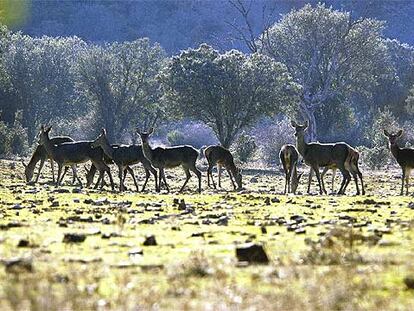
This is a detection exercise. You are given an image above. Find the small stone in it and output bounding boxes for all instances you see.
[143,235,157,246]
[236,243,269,264]
[128,248,144,256]
[50,201,59,207]
[3,257,33,273]
[63,233,86,243]
[404,276,414,289]
[261,226,267,234]
[250,177,258,183]
[178,199,186,210]
[17,239,30,247]
[271,197,280,203]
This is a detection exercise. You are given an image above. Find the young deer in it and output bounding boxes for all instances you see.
[38,125,115,189]
[21,136,78,184]
[91,128,157,192]
[291,120,352,195]
[137,127,201,193]
[319,147,365,195]
[279,144,303,194]
[384,129,414,195]
[204,145,242,190]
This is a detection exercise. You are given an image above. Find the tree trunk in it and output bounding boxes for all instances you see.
[299,101,317,142]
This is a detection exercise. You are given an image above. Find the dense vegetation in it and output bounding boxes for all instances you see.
[0,2,413,168]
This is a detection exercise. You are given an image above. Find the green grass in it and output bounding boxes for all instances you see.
[0,159,414,310]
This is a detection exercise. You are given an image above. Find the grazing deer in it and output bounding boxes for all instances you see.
[21,136,79,184]
[279,144,302,194]
[137,127,201,193]
[291,120,352,195]
[384,129,414,195]
[318,147,365,195]
[38,125,114,189]
[91,129,157,192]
[204,145,242,190]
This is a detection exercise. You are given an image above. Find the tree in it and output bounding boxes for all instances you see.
[160,44,299,148]
[1,33,85,141]
[75,38,166,142]
[261,3,391,140]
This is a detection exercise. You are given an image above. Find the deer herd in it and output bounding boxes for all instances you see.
[19,122,414,196]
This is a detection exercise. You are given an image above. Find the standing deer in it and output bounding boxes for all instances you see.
[384,129,414,195]
[21,136,79,184]
[137,127,201,193]
[279,144,302,194]
[204,145,242,190]
[318,147,365,195]
[38,125,115,189]
[91,128,157,192]
[291,120,352,195]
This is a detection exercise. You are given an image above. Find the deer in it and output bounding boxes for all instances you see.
[204,145,242,190]
[137,127,201,193]
[291,120,353,195]
[38,125,115,190]
[383,129,414,195]
[279,144,303,194]
[319,147,365,195]
[21,136,80,184]
[90,128,157,192]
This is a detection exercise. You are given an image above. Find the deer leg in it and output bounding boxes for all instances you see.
[118,165,124,192]
[337,166,351,195]
[106,166,115,191]
[307,168,313,194]
[218,164,222,188]
[190,164,202,193]
[179,167,191,193]
[208,164,216,189]
[284,171,288,194]
[35,159,46,183]
[59,166,69,185]
[161,168,169,192]
[331,168,337,193]
[401,168,405,196]
[72,165,82,187]
[227,167,237,190]
[50,159,55,183]
[312,166,324,195]
[320,167,328,194]
[141,168,150,192]
[356,166,365,195]
[352,172,360,195]
[150,167,158,192]
[56,165,63,186]
[405,168,411,195]
[125,167,138,192]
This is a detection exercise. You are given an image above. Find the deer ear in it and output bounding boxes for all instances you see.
[383,129,390,137]
[101,128,107,135]
[397,129,403,137]
[148,127,154,134]
[303,120,309,129]
[290,120,298,128]
[45,126,52,133]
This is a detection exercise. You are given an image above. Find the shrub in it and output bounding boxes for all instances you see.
[253,117,295,165]
[358,145,391,170]
[165,121,218,148]
[0,110,29,156]
[233,132,257,163]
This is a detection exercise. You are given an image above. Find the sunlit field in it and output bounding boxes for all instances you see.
[1,159,413,310]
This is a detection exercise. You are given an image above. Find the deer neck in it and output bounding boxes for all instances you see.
[26,148,42,172]
[142,140,155,162]
[296,133,308,158]
[42,135,58,159]
[390,142,401,158]
[100,139,114,159]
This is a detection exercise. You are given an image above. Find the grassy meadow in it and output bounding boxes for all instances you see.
[0,159,414,310]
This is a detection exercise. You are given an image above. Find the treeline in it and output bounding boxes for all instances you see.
[1,4,414,167]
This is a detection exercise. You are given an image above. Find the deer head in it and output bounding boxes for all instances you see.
[38,125,52,145]
[91,128,107,149]
[383,129,403,146]
[137,127,154,145]
[291,120,308,137]
[291,170,303,194]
